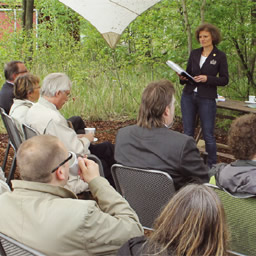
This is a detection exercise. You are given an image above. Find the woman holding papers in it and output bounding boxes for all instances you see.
[179,23,229,167]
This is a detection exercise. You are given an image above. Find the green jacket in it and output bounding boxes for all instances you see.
[0,177,143,256]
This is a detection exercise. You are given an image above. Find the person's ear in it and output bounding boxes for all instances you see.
[27,91,33,100]
[55,167,66,181]
[55,91,61,97]
[12,73,18,81]
[163,105,170,117]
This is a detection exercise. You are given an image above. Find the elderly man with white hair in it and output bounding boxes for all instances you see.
[26,73,115,191]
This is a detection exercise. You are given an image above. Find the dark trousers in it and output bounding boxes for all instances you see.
[89,142,116,187]
[181,91,217,167]
[68,116,116,186]
[68,116,86,134]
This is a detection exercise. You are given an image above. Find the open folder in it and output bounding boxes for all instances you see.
[166,60,195,82]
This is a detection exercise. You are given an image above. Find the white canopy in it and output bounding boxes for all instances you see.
[58,0,162,48]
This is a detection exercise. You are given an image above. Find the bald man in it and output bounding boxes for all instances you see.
[0,135,143,256]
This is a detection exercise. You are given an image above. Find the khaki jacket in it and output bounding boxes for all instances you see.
[25,97,90,155]
[0,177,143,256]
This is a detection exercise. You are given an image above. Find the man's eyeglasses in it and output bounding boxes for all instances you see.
[16,70,28,75]
[61,90,71,98]
[51,152,72,173]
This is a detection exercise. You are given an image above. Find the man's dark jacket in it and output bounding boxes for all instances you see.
[0,82,14,114]
[115,125,209,190]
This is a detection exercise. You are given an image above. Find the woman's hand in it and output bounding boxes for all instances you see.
[194,75,207,83]
[177,72,188,81]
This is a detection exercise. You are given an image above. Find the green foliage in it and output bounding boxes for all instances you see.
[0,0,254,123]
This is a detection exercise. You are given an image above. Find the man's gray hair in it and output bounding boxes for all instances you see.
[41,73,72,97]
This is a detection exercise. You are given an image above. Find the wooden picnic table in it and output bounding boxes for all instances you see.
[217,99,256,114]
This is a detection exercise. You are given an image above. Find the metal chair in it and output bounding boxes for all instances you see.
[22,123,38,140]
[0,232,45,256]
[207,184,256,256]
[0,108,22,185]
[111,164,176,229]
[0,108,11,173]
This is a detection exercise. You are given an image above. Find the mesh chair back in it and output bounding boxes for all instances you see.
[22,123,38,140]
[207,184,256,255]
[0,108,11,172]
[0,108,22,184]
[111,164,176,229]
[87,154,104,177]
[0,232,45,256]
[0,108,22,150]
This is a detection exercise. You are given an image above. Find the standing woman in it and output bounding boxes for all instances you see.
[180,23,229,167]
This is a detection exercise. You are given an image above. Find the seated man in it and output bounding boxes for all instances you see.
[211,113,256,195]
[0,135,143,255]
[0,60,28,114]
[26,73,115,186]
[115,80,209,190]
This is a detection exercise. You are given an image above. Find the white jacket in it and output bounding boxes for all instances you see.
[25,97,90,155]
[25,97,90,194]
[9,99,34,140]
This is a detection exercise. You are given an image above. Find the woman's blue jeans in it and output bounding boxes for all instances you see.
[181,91,217,167]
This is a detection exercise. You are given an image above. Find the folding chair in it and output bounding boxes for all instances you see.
[0,108,22,186]
[0,108,11,173]
[22,123,38,140]
[0,232,45,256]
[111,164,176,229]
[207,184,256,256]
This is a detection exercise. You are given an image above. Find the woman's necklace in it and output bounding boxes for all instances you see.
[202,50,210,57]
[202,46,213,57]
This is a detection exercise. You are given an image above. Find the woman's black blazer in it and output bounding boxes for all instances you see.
[181,46,229,99]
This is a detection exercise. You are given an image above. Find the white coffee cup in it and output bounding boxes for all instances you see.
[249,95,255,102]
[69,151,80,176]
[84,127,96,135]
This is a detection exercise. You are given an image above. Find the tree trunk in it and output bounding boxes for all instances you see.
[181,0,192,54]
[249,0,256,86]
[200,0,206,23]
[22,0,26,27]
[22,0,34,30]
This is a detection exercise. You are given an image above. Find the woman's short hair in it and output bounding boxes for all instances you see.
[195,23,222,45]
[14,73,40,100]
[228,114,256,160]
[40,73,72,97]
[137,80,175,129]
[147,184,228,256]
[17,135,66,183]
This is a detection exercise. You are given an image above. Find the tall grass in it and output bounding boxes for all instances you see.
[61,63,183,121]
